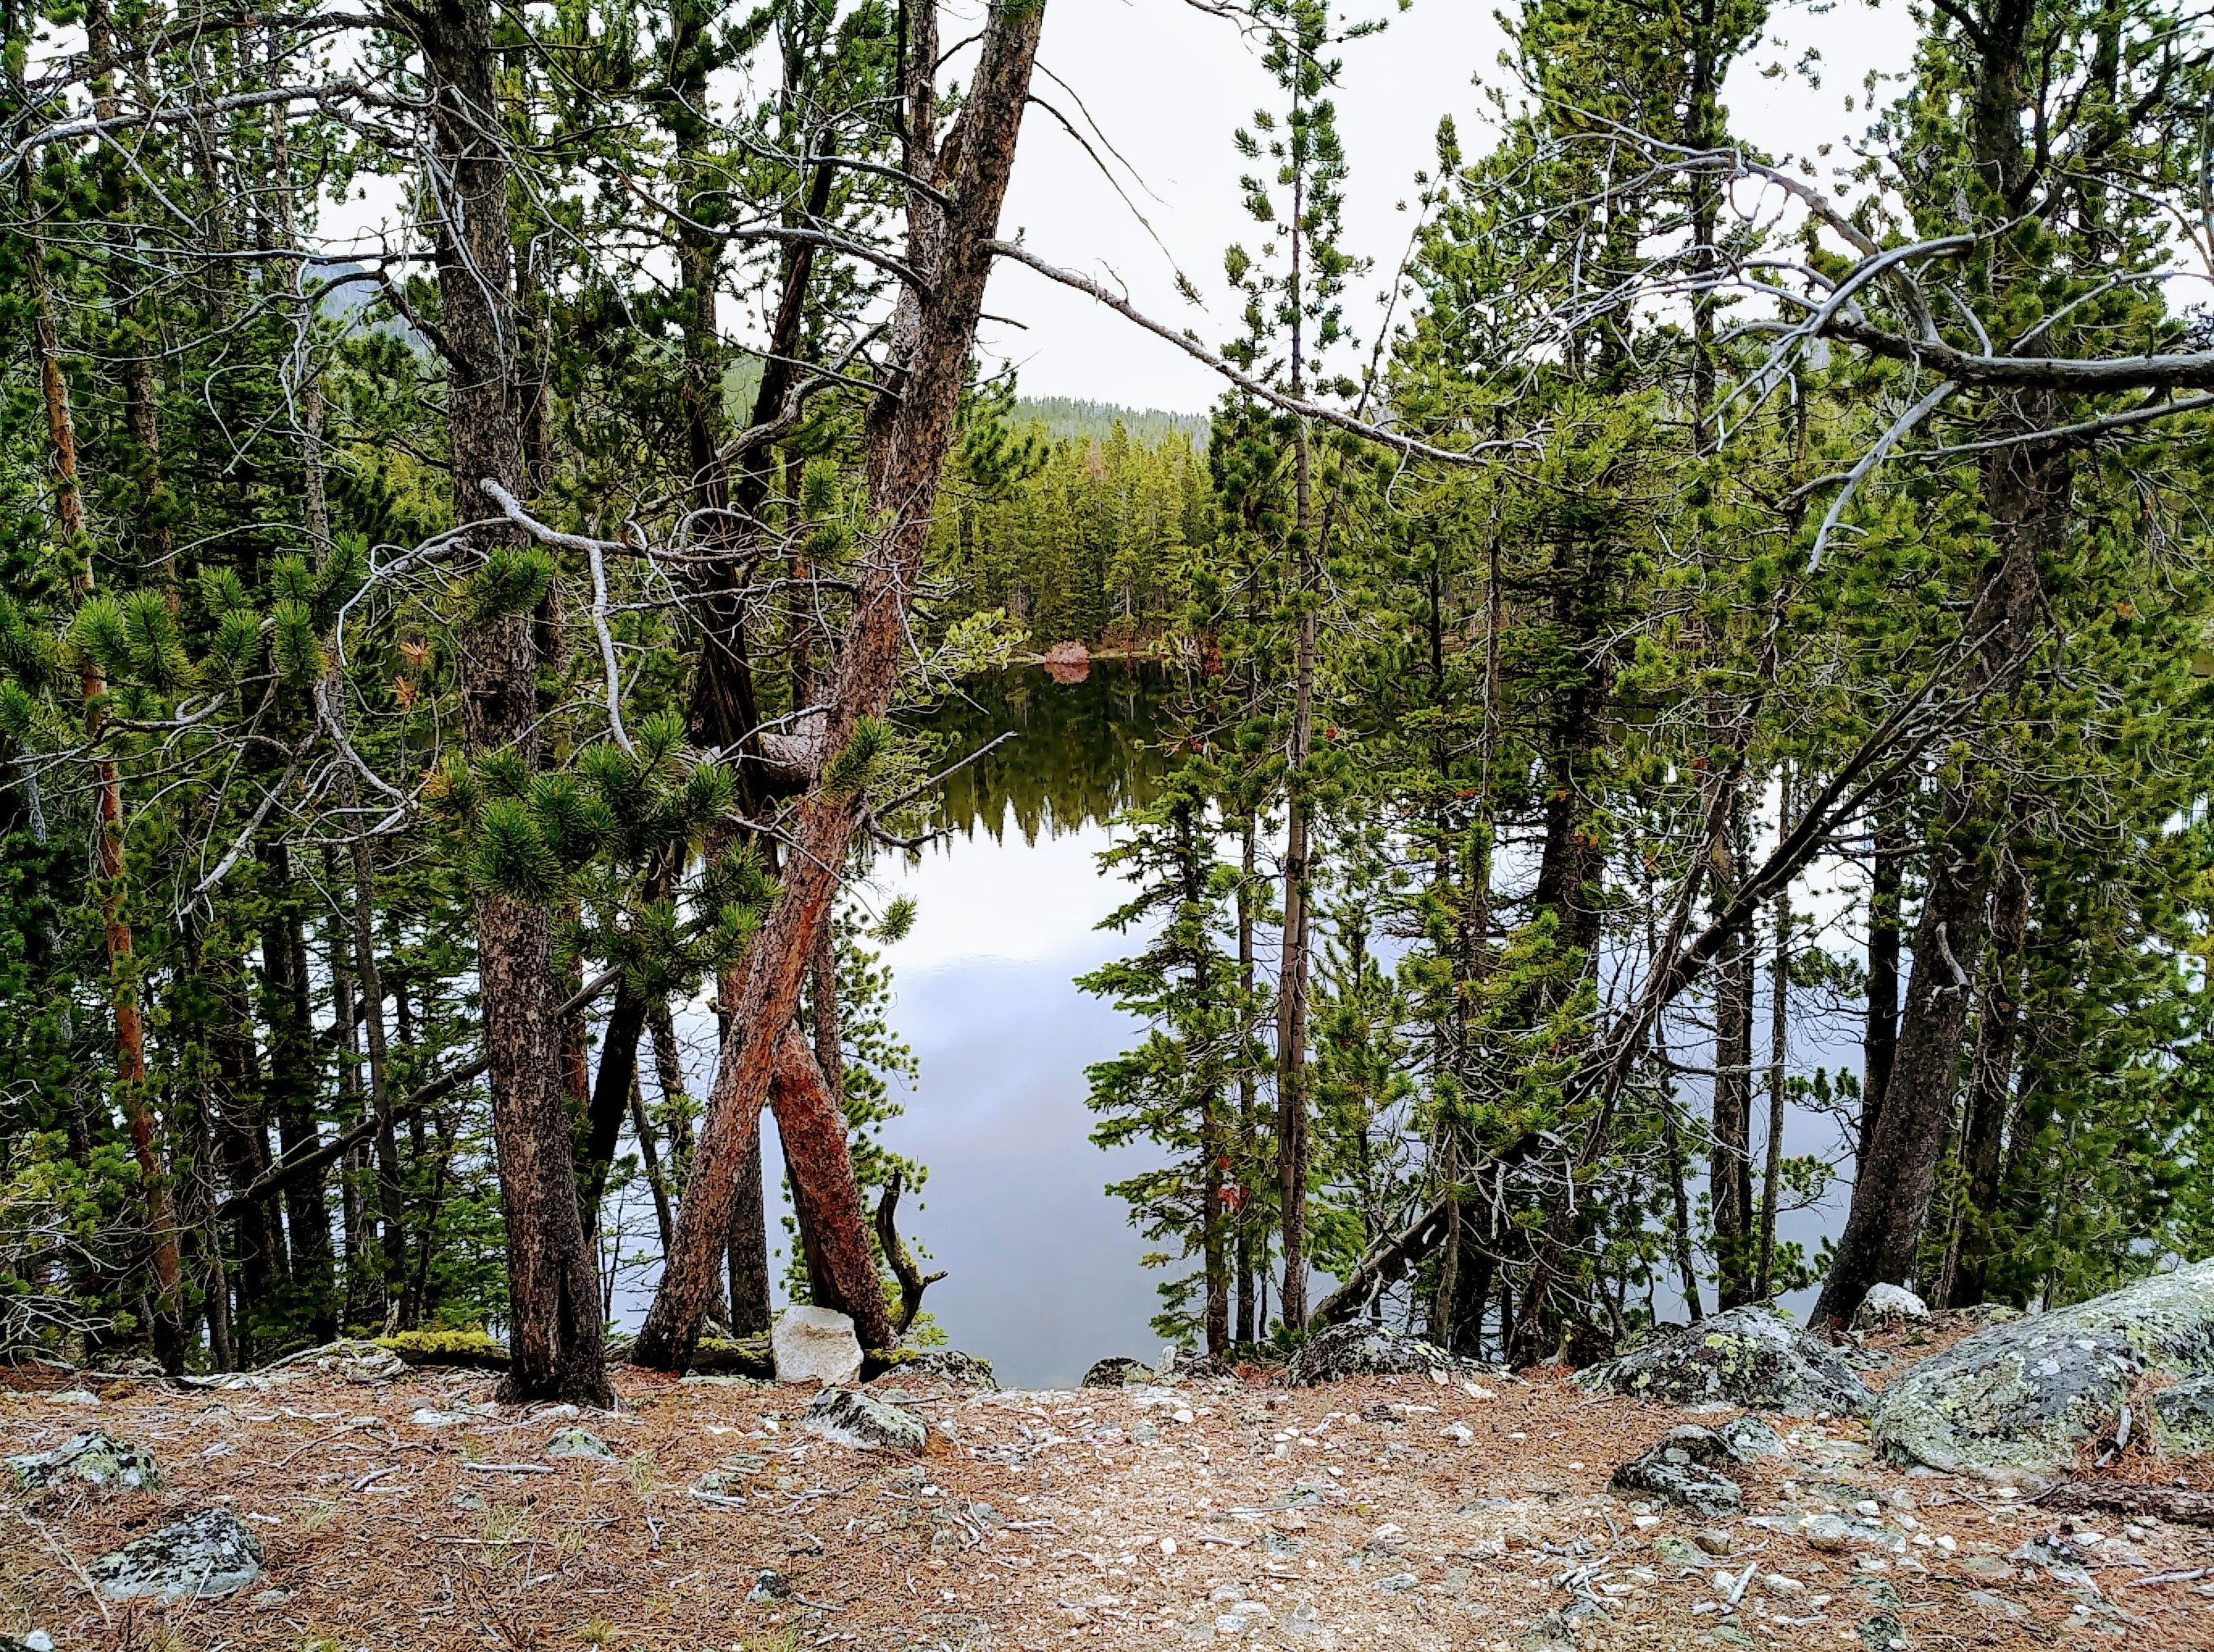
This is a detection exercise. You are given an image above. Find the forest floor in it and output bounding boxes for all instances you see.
[4,1327,2212,1652]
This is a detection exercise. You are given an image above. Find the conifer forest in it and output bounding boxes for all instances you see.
[6,0,2214,1412]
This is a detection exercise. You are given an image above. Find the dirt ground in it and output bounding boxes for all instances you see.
[4,1341,2212,1652]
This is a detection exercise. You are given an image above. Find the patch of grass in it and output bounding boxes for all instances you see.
[574,1617,615,1646]
[624,1449,656,1493]
[298,1499,340,1533]
[480,1503,533,1552]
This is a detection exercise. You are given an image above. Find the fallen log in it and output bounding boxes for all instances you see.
[2039,1481,2214,1527]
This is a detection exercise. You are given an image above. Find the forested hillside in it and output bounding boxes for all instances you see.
[3,0,2213,1410]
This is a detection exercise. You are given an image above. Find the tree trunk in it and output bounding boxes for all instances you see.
[1814,442,2059,1326]
[17,153,184,1367]
[1861,786,1908,1170]
[1942,851,2030,1307]
[1234,815,1258,1344]
[634,1,1045,1372]
[768,1024,889,1340]
[1756,839,1792,1300]
[579,984,652,1227]
[419,0,608,1406]
[1710,908,1756,1307]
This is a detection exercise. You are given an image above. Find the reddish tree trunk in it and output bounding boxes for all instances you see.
[634,1,1046,1371]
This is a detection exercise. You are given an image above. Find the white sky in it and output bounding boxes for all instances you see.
[982,0,1923,411]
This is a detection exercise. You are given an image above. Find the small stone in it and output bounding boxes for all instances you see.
[1652,1534,1705,1572]
[1719,1415,1787,1460]
[1441,1423,1474,1445]
[748,1569,790,1602]
[0,1632,56,1652]
[771,1306,864,1386]
[1857,1613,1908,1651]
[1798,1513,1903,1554]
[1160,1537,1178,1556]
[1377,1572,1419,1593]
[89,1510,266,1603]
[1763,1574,1806,1597]
[45,1390,99,1408]
[1852,1284,1929,1332]
[1966,1590,2028,1620]
[409,1407,469,1428]
[801,1387,926,1453]
[1693,1528,1734,1556]
[545,1427,617,1461]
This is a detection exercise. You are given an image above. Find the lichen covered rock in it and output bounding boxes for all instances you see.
[2152,1373,2214,1450]
[1576,1307,1872,1415]
[89,1510,266,1602]
[1285,1322,1458,1387]
[1870,1259,2214,1478]
[801,1387,926,1453]
[1609,1425,1744,1516]
[868,1347,998,1389]
[545,1427,618,1462]
[7,1430,161,1494]
[1082,1356,1155,1389]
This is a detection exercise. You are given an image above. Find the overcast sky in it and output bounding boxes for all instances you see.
[980,0,1921,412]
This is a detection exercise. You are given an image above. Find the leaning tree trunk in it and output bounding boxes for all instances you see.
[416,0,608,1406]
[632,0,1047,1374]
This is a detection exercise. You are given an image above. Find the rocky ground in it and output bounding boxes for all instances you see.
[2,1327,2211,1652]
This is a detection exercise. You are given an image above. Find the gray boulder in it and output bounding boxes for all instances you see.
[1609,1425,1744,1516]
[89,1510,266,1603]
[1082,1356,1156,1389]
[801,1387,926,1453]
[1285,1322,1456,1387]
[7,1430,161,1494]
[772,1306,864,1386]
[1871,1258,2214,1478]
[1576,1307,1873,1415]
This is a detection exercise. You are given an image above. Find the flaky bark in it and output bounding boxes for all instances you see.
[633,1,1046,1372]
[413,0,608,1405]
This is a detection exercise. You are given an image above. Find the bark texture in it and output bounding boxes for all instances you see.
[416,0,608,1405]
[632,2,1046,1372]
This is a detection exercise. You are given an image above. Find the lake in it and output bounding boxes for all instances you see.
[630,663,1855,1387]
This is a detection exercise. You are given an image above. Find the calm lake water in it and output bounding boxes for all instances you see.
[627,665,1181,1390]
[626,663,1852,1386]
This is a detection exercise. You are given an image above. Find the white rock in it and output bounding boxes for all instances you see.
[771,1306,864,1386]
[1853,1283,1930,1330]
